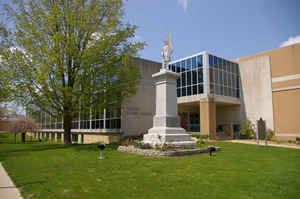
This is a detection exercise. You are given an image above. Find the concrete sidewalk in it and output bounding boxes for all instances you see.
[228,140,300,149]
[0,162,23,199]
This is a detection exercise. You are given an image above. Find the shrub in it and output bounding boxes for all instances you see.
[196,139,205,148]
[239,120,255,139]
[296,137,300,145]
[269,136,277,142]
[267,129,275,140]
[191,134,209,140]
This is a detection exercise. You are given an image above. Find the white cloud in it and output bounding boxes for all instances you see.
[177,0,189,12]
[280,35,300,47]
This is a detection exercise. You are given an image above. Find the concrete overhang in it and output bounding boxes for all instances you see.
[177,94,240,106]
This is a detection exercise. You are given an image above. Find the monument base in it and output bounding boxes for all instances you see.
[143,127,196,147]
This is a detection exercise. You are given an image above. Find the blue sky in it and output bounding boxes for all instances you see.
[124,0,300,62]
[1,0,299,62]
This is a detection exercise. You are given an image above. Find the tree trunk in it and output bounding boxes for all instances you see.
[21,133,26,143]
[14,133,16,144]
[63,110,72,145]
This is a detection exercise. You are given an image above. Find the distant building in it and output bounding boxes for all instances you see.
[30,43,300,143]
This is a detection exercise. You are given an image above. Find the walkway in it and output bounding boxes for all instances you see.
[228,139,300,150]
[0,163,23,199]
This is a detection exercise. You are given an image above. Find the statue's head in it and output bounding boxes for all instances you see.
[164,40,168,45]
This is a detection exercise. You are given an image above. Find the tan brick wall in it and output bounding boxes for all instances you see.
[273,89,300,135]
[200,100,216,139]
[237,43,300,78]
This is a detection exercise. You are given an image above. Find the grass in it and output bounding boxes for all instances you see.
[0,133,300,199]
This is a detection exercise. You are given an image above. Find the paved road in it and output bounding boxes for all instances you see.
[0,163,23,199]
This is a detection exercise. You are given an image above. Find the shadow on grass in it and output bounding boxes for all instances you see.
[0,133,120,161]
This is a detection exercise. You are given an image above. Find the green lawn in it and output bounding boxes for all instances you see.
[0,134,300,199]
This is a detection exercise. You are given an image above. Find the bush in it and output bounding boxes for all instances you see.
[239,120,255,139]
[267,129,275,140]
[269,136,277,142]
[191,134,209,140]
[196,139,205,148]
[296,137,300,145]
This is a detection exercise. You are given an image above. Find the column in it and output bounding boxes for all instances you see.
[78,134,82,144]
[200,99,216,139]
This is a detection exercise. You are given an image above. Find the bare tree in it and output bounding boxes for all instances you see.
[8,117,40,143]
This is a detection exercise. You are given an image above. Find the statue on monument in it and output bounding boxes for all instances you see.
[162,33,174,69]
[143,32,195,147]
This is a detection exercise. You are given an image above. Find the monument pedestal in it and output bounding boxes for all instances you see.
[143,69,196,147]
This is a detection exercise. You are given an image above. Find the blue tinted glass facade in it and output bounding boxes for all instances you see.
[170,52,240,98]
[169,55,204,97]
[208,54,240,98]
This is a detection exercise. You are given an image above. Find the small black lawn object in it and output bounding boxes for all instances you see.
[97,144,105,159]
[207,146,217,158]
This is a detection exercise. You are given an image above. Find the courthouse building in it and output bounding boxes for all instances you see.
[34,43,300,143]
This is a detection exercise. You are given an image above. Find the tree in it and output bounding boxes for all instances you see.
[0,0,144,144]
[239,119,255,139]
[8,117,40,143]
[0,23,13,102]
[0,106,17,120]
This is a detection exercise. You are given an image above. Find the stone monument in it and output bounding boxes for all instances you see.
[143,33,196,147]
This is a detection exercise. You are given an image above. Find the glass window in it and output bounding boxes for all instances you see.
[105,120,110,129]
[172,64,176,72]
[210,84,215,94]
[209,68,214,82]
[192,70,197,84]
[198,84,204,94]
[220,86,224,95]
[92,120,96,129]
[236,89,240,98]
[233,75,237,88]
[197,55,203,67]
[191,57,196,68]
[187,86,192,96]
[228,73,232,88]
[177,79,180,87]
[236,64,240,75]
[213,56,218,68]
[193,85,197,95]
[232,63,236,74]
[209,55,213,66]
[100,120,104,128]
[186,58,191,66]
[214,69,218,84]
[224,72,228,86]
[177,88,181,97]
[219,71,223,84]
[181,60,186,72]
[182,87,187,96]
[198,68,203,83]
[72,134,78,143]
[226,62,231,72]
[222,61,227,71]
[176,62,181,73]
[187,71,191,86]
[181,72,186,86]
[217,58,222,69]
[186,58,191,70]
